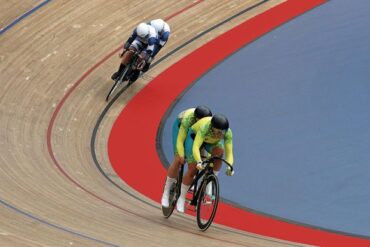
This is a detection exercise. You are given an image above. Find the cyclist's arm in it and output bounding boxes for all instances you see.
[175,125,187,158]
[224,129,234,165]
[192,133,204,163]
[160,23,170,47]
[123,30,137,50]
[151,44,162,58]
[151,32,169,58]
[144,35,157,58]
[159,31,170,47]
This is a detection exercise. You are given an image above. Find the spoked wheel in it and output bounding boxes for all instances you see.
[162,182,178,218]
[196,174,219,231]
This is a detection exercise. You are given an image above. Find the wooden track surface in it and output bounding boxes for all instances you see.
[1,0,43,29]
[0,1,312,246]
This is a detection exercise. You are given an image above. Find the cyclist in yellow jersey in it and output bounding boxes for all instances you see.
[161,106,212,208]
[176,114,235,213]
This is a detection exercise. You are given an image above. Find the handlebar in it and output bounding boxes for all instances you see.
[200,156,233,172]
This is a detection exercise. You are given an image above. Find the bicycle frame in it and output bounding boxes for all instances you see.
[181,156,233,207]
[162,155,233,228]
[175,160,205,205]
[118,50,141,82]
[105,50,143,101]
[188,166,210,206]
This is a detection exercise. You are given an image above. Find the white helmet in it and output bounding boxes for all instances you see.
[136,23,149,38]
[150,19,165,34]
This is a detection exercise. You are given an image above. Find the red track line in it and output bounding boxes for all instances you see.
[165,0,204,21]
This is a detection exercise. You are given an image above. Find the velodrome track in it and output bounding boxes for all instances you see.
[1,1,368,246]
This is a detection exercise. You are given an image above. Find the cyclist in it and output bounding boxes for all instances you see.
[111,22,158,81]
[142,19,171,73]
[176,114,234,213]
[161,106,212,208]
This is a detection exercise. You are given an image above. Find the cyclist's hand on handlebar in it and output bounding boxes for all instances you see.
[196,162,204,170]
[226,167,234,176]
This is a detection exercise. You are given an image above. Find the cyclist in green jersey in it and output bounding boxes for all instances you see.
[161,106,212,208]
[176,114,234,213]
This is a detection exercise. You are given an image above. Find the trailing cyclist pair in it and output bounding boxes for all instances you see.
[106,19,170,101]
[161,106,234,230]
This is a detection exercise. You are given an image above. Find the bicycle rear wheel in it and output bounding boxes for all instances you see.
[162,181,178,218]
[196,174,219,231]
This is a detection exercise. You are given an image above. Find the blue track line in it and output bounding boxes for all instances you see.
[0,198,121,247]
[0,0,51,36]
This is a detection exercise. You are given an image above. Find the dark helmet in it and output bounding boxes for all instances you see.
[194,105,212,119]
[211,114,229,130]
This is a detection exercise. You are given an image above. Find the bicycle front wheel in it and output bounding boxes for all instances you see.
[105,65,131,102]
[105,79,120,102]
[196,174,219,231]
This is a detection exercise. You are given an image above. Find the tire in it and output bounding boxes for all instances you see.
[162,181,178,218]
[105,55,135,102]
[196,174,219,231]
[105,65,129,102]
[105,79,121,102]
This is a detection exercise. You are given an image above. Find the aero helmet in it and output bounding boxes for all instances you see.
[194,105,212,119]
[136,23,150,38]
[211,114,229,130]
[150,19,165,34]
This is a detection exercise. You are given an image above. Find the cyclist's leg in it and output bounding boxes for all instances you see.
[128,43,151,82]
[141,45,155,72]
[204,143,224,195]
[161,175,177,207]
[175,131,198,213]
[142,41,163,73]
[111,40,142,80]
[176,162,196,213]
[141,55,153,73]
[166,118,183,178]
[128,69,140,83]
[111,49,134,80]
[205,141,224,172]
[162,119,182,207]
[183,130,198,185]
